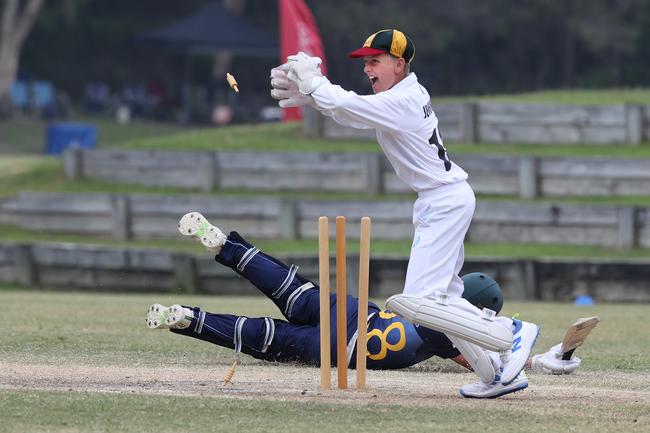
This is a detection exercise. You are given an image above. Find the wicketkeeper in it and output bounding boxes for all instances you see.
[270,29,540,396]
[147,213,580,398]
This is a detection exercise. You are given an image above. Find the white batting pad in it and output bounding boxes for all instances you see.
[448,336,498,384]
[385,293,512,352]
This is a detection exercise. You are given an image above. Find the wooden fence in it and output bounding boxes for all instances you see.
[303,102,650,144]
[1,242,649,301]
[0,192,645,249]
[64,148,650,199]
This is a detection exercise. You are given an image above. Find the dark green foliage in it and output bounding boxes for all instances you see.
[18,0,650,112]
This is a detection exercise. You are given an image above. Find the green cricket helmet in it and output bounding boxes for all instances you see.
[461,272,504,314]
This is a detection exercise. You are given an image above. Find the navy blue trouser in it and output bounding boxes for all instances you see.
[172,232,459,369]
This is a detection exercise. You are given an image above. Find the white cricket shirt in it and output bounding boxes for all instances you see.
[311,73,468,192]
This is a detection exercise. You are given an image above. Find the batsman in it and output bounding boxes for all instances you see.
[271,28,540,397]
[147,213,588,398]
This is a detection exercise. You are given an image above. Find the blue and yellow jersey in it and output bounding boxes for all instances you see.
[362,309,460,370]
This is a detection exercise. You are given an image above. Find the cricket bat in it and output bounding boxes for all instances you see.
[560,316,600,360]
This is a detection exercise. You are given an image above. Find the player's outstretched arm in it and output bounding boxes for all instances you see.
[529,343,581,375]
[450,347,581,375]
[529,316,599,375]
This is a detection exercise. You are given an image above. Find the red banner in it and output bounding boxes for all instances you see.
[279,0,327,121]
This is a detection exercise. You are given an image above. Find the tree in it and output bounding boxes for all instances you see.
[0,0,45,111]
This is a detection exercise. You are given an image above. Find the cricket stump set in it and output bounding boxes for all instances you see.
[318,216,371,390]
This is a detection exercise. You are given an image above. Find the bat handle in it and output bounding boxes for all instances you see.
[562,349,575,360]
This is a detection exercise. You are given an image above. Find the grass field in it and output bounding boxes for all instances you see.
[5,146,650,206]
[2,91,649,432]
[2,87,649,153]
[431,87,650,105]
[0,115,186,153]
[118,122,650,157]
[4,222,650,259]
[3,110,650,157]
[1,289,648,433]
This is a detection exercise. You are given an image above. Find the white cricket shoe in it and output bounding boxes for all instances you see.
[146,303,194,330]
[500,320,540,385]
[460,371,528,399]
[178,212,227,254]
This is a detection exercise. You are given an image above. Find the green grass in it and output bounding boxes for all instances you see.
[0,155,52,177]
[5,115,650,159]
[120,122,650,156]
[4,116,650,158]
[7,153,650,207]
[2,387,646,433]
[0,290,648,433]
[0,154,415,199]
[7,165,650,210]
[2,223,650,258]
[7,389,645,433]
[0,391,508,433]
[431,87,650,105]
[0,290,647,370]
[0,157,64,197]
[480,193,650,207]
[0,114,186,153]
[448,141,650,158]
[119,121,380,152]
[3,87,649,155]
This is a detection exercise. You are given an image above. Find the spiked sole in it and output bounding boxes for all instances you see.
[146,303,170,329]
[146,303,193,329]
[177,212,226,253]
[166,304,193,329]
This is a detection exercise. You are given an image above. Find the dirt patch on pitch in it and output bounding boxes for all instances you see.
[1,362,649,410]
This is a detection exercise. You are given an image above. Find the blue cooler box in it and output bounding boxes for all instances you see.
[45,122,97,155]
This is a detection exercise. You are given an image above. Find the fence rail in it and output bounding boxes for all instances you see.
[0,192,645,249]
[64,148,650,199]
[1,242,648,301]
[303,102,650,144]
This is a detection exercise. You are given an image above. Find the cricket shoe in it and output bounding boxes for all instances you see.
[500,320,540,385]
[178,212,227,254]
[460,371,528,399]
[146,304,194,330]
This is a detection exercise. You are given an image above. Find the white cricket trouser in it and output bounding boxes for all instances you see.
[404,181,475,299]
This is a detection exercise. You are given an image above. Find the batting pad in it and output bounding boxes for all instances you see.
[448,336,497,384]
[385,294,512,352]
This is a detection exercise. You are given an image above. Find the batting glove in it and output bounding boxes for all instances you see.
[286,51,329,95]
[531,343,581,375]
[270,66,313,108]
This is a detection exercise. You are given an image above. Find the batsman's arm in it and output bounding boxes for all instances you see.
[450,354,537,372]
[451,348,581,375]
[530,343,582,375]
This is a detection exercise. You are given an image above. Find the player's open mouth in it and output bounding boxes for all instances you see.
[369,76,378,87]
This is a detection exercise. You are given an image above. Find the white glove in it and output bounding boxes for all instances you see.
[531,343,581,375]
[286,51,329,95]
[270,63,295,89]
[270,65,312,108]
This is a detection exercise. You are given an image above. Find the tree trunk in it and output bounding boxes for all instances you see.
[0,0,46,107]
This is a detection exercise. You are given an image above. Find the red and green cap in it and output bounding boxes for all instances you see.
[348,29,415,63]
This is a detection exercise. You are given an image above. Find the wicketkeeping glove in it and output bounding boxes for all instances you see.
[286,51,329,95]
[270,66,312,108]
[531,343,581,375]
